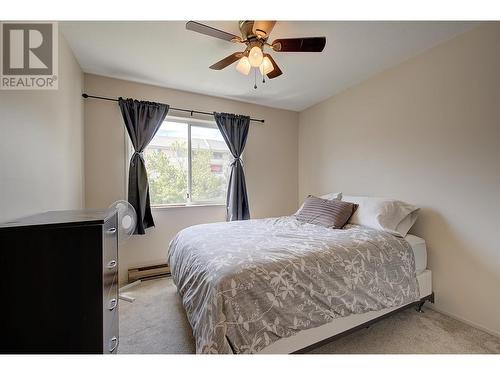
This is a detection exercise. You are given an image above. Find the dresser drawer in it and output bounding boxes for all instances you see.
[103,309,119,354]
[103,214,118,292]
[104,275,118,311]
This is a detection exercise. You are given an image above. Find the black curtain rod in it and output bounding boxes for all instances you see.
[81,93,265,123]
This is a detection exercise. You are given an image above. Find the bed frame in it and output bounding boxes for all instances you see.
[259,269,433,354]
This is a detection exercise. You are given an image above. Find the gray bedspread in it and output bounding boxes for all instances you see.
[168,217,419,354]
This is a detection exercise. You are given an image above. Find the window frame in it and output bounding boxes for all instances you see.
[125,115,231,209]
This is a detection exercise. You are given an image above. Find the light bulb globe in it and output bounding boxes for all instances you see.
[236,56,251,75]
[248,46,264,67]
[259,56,275,75]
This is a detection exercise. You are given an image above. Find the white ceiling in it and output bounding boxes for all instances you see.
[61,21,478,111]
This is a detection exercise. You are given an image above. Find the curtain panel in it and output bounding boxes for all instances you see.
[118,98,169,234]
[214,112,250,221]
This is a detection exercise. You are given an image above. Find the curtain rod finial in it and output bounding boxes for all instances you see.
[82,93,88,98]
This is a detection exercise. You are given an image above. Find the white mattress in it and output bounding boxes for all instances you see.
[405,234,427,274]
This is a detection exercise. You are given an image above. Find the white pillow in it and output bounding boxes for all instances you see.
[342,195,419,237]
[320,192,342,200]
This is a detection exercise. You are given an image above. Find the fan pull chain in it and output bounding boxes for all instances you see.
[254,69,257,89]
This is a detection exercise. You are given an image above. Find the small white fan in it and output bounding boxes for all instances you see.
[108,200,137,242]
[108,200,138,302]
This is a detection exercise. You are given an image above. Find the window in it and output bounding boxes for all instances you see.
[144,118,232,206]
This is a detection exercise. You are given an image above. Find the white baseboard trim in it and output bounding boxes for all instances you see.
[426,304,500,339]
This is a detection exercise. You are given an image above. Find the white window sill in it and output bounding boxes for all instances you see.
[152,203,225,210]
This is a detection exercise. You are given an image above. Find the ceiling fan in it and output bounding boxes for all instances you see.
[186,21,326,84]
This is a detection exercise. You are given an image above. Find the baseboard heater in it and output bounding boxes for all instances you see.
[128,263,171,283]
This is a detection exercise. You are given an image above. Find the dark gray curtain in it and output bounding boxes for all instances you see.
[118,98,169,234]
[214,112,250,221]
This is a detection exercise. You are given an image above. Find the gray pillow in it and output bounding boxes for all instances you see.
[295,195,358,229]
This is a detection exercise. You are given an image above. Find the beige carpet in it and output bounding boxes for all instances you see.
[118,277,500,354]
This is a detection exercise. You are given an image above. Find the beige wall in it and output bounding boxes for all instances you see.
[84,74,299,284]
[0,34,84,222]
[299,23,500,336]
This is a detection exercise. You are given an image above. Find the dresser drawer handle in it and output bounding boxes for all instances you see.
[107,228,117,234]
[106,260,117,269]
[109,336,118,352]
[108,298,117,311]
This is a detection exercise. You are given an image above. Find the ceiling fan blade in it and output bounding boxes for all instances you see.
[186,21,241,42]
[272,37,326,52]
[264,54,283,79]
[252,21,276,39]
[209,52,243,70]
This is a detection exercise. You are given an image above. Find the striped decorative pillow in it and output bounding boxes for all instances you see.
[295,195,358,229]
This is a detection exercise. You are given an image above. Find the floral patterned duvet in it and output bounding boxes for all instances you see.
[168,216,419,354]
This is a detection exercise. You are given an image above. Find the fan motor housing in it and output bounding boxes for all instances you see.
[239,20,270,43]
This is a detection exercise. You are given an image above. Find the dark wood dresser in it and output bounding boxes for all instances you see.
[0,209,119,354]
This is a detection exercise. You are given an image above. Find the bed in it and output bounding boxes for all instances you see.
[168,214,433,354]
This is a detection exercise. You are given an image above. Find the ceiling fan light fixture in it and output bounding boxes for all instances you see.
[236,56,251,75]
[185,21,326,83]
[259,56,274,75]
[248,46,264,67]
